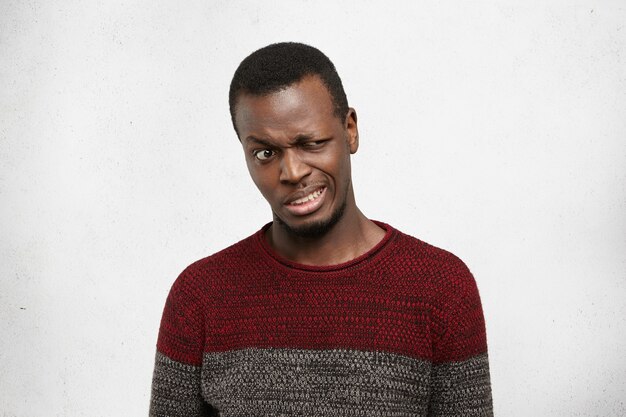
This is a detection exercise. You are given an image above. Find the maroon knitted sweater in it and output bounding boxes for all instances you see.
[150,222,493,416]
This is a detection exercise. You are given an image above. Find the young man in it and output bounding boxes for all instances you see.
[150,42,493,417]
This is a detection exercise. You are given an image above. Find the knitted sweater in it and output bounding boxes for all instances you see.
[150,222,493,416]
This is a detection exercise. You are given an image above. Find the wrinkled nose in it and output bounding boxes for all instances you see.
[279,149,311,184]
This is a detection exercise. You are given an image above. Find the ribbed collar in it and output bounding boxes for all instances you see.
[254,220,397,273]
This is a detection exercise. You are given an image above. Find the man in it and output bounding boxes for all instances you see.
[150,42,493,417]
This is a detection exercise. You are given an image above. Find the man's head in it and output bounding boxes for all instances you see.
[230,43,359,239]
[229,42,349,136]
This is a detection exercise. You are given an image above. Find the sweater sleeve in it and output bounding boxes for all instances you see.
[428,261,494,417]
[149,269,214,417]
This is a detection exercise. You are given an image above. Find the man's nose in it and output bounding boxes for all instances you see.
[279,149,311,184]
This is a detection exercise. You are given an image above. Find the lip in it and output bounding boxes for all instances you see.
[283,186,327,216]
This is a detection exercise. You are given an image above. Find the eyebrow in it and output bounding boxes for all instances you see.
[244,134,317,147]
[244,136,275,147]
[291,134,315,145]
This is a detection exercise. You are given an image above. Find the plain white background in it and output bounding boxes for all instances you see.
[1,1,625,416]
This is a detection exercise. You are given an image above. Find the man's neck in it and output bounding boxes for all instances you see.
[266,206,386,266]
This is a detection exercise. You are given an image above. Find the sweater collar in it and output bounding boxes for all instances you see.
[254,220,397,272]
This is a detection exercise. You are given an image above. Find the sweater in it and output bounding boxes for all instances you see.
[150,222,493,416]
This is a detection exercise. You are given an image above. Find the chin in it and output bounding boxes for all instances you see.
[275,200,346,239]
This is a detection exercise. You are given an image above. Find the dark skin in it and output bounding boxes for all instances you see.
[234,75,385,266]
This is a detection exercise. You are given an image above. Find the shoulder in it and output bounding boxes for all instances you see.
[386,225,480,302]
[168,230,261,299]
[391,227,473,279]
[388,227,488,359]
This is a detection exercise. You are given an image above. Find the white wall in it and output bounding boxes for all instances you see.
[1,1,625,416]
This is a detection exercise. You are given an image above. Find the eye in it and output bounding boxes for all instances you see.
[253,149,275,161]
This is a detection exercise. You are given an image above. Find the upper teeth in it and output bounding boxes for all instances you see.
[291,188,323,205]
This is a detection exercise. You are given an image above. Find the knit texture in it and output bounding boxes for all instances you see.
[150,222,493,416]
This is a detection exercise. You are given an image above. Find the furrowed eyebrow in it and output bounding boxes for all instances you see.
[245,136,275,147]
[245,134,320,148]
[290,134,316,145]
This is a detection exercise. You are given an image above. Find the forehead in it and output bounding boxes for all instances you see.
[234,75,339,140]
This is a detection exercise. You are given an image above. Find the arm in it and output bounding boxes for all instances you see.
[428,264,493,417]
[149,271,214,417]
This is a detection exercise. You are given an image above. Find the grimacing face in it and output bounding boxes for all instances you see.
[234,75,359,238]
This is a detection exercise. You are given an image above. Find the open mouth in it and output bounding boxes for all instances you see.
[284,187,327,216]
[289,187,325,206]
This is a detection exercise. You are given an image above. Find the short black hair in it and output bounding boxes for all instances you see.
[228,42,349,135]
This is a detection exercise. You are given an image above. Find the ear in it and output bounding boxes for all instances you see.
[344,107,359,154]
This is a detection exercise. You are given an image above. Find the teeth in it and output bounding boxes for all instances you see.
[291,188,323,205]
